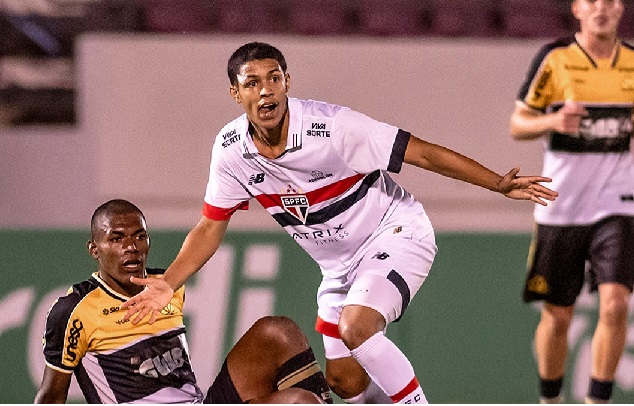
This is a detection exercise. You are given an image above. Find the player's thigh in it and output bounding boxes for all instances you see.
[524,223,591,306]
[589,215,634,291]
[343,227,436,324]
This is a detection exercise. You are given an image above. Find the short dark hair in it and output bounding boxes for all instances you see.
[227,42,287,86]
[90,199,144,239]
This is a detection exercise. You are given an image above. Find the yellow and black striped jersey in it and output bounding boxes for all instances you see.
[42,270,203,403]
[516,36,634,225]
[519,36,634,153]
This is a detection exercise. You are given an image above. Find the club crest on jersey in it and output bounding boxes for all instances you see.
[281,194,310,224]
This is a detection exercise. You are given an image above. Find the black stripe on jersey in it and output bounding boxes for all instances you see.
[43,280,99,372]
[549,105,632,153]
[517,36,575,105]
[272,170,381,227]
[75,363,100,404]
[623,40,634,52]
[550,133,631,153]
[387,129,411,173]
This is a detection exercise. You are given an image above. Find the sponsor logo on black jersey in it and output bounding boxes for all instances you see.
[281,195,310,224]
[308,170,333,183]
[65,319,83,362]
[306,122,331,137]
[221,129,239,147]
[249,173,265,185]
[138,347,185,378]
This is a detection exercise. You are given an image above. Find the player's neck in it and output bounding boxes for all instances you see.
[250,111,289,159]
[575,31,617,60]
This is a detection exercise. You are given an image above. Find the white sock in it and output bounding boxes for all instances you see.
[350,331,427,404]
[343,379,392,404]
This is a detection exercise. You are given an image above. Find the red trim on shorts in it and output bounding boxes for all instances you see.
[202,201,249,220]
[390,377,420,403]
[315,316,340,338]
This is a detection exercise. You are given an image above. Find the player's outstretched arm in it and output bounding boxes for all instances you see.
[121,216,229,324]
[403,134,558,206]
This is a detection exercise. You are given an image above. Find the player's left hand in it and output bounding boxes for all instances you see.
[499,167,558,206]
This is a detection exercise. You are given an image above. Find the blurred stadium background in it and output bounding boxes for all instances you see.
[1,0,633,403]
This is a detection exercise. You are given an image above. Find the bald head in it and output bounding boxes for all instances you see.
[90,199,145,239]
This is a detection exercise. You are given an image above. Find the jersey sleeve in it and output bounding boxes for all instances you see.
[332,107,410,174]
[202,131,251,220]
[517,44,559,112]
[42,290,89,373]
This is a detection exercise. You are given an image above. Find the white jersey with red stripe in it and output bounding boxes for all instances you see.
[203,97,433,278]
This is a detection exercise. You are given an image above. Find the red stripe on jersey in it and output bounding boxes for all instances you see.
[202,201,249,220]
[315,316,340,338]
[390,377,420,403]
[254,173,364,209]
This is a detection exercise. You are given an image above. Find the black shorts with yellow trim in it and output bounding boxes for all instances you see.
[523,215,634,306]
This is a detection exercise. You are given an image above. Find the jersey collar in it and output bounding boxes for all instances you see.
[241,97,303,158]
[574,37,622,68]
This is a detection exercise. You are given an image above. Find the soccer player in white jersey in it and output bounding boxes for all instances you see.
[121,42,558,404]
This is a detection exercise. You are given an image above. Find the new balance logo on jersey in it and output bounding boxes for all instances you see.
[249,173,265,185]
[281,195,309,224]
[372,252,390,260]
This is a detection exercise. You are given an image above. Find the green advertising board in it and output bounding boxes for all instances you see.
[1,230,633,403]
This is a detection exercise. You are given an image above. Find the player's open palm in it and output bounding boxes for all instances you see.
[499,167,558,206]
[121,276,174,325]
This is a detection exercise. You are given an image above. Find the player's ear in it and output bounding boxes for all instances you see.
[87,240,98,259]
[285,72,291,92]
[229,85,241,104]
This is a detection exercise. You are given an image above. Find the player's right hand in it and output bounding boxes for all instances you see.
[554,99,588,135]
[120,276,174,325]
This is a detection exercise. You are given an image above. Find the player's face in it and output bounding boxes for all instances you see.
[230,58,290,132]
[88,212,150,296]
[573,0,623,39]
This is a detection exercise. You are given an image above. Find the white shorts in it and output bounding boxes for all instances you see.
[315,213,437,360]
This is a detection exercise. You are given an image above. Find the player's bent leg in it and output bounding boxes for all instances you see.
[338,305,426,404]
[225,316,332,403]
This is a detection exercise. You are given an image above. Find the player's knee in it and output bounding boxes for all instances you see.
[338,315,383,350]
[250,315,308,348]
[598,296,629,326]
[542,304,574,334]
[326,368,370,400]
[280,387,324,404]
